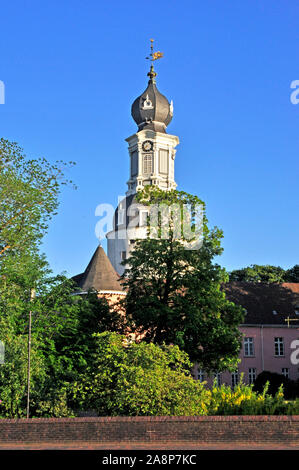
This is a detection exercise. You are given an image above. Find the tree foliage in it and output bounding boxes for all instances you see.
[0,139,125,417]
[0,138,75,259]
[71,331,208,416]
[284,264,299,283]
[229,264,299,284]
[121,187,245,373]
[0,255,125,417]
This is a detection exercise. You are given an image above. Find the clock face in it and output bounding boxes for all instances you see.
[142,140,153,152]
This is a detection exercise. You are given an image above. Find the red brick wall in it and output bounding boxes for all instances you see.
[0,416,298,445]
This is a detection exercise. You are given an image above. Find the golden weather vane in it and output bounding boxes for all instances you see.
[146,39,164,63]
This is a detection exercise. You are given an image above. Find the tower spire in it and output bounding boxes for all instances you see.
[146,38,163,82]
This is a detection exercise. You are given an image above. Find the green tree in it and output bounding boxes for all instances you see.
[0,139,125,417]
[0,136,72,416]
[121,187,244,373]
[229,264,286,283]
[0,253,78,417]
[0,253,125,417]
[284,265,299,283]
[0,138,74,260]
[72,331,208,416]
[46,289,125,383]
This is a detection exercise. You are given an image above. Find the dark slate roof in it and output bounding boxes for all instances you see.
[223,282,299,325]
[72,245,123,292]
[113,194,142,231]
[131,70,173,133]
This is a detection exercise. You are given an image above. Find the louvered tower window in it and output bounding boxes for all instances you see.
[131,151,138,177]
[143,154,153,175]
[159,149,168,174]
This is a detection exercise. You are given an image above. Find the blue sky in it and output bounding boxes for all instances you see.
[0,0,298,277]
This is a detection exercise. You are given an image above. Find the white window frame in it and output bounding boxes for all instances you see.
[274,337,284,357]
[282,368,289,379]
[197,369,205,382]
[214,372,221,386]
[231,371,239,387]
[244,337,254,357]
[143,154,153,175]
[248,368,256,384]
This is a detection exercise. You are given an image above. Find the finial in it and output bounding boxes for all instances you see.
[146,39,164,82]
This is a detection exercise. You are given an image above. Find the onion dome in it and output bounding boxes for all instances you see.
[131,64,173,133]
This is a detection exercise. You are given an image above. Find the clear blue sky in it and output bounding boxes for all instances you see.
[0,0,298,277]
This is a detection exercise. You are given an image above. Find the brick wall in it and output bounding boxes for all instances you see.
[0,416,298,445]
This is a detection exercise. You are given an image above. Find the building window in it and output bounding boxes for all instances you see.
[143,154,153,175]
[231,371,239,388]
[248,368,256,384]
[196,369,205,382]
[120,251,126,261]
[159,149,169,175]
[274,337,284,356]
[214,372,221,386]
[131,151,138,177]
[282,368,289,379]
[244,337,254,357]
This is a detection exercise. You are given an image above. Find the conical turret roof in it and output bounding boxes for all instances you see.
[72,245,123,292]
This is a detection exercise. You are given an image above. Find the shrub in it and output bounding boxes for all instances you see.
[71,332,210,416]
[204,376,299,415]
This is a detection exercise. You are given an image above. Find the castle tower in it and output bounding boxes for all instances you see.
[107,41,180,275]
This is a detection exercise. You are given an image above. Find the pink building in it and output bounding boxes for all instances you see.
[193,282,299,387]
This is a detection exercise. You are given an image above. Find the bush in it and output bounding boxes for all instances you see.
[71,332,210,416]
[204,376,299,415]
[2,332,298,417]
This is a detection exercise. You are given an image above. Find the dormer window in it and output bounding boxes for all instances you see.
[142,94,153,110]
